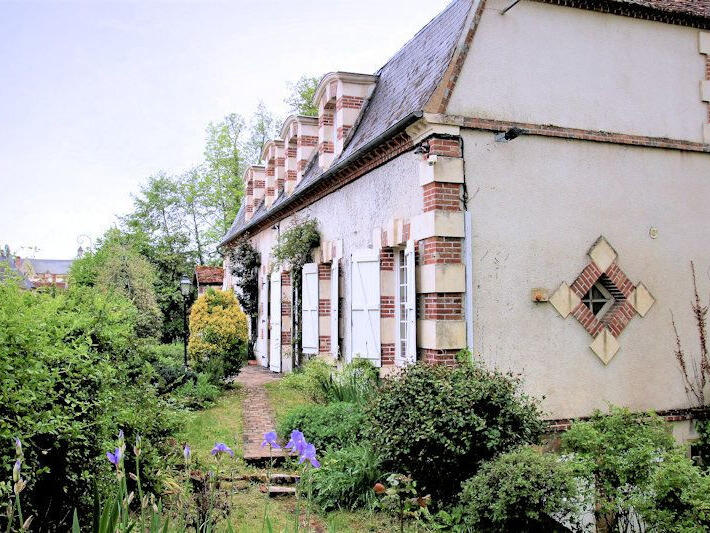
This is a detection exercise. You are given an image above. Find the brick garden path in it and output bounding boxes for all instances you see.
[235,365,286,462]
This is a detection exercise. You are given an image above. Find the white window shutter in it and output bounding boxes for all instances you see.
[269,273,281,372]
[330,260,339,358]
[301,263,319,354]
[405,240,417,364]
[259,275,269,367]
[350,249,381,365]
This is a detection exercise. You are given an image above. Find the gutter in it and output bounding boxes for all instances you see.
[220,110,424,247]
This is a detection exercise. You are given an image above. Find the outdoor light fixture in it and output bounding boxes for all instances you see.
[413,141,430,155]
[179,274,192,367]
[495,127,525,142]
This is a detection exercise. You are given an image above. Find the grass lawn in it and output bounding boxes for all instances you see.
[264,380,315,428]
[180,385,246,462]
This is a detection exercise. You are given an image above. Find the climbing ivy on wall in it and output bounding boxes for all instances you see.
[271,217,321,365]
[229,238,261,357]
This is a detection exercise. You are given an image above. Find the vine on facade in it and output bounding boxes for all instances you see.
[229,238,261,357]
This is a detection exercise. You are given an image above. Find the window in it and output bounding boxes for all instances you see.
[581,282,614,318]
[397,249,409,358]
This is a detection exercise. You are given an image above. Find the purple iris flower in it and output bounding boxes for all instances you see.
[14,437,21,456]
[210,442,234,457]
[285,430,306,455]
[106,447,123,466]
[118,429,124,441]
[183,445,191,462]
[261,431,280,448]
[298,443,320,468]
[12,460,21,482]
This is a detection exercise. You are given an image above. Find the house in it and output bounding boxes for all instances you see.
[0,255,74,289]
[221,0,710,439]
[195,266,225,295]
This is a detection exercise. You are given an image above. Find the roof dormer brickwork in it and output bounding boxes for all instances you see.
[313,72,378,169]
[243,165,266,222]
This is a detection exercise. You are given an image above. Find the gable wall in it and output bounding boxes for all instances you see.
[462,128,710,419]
[447,0,707,142]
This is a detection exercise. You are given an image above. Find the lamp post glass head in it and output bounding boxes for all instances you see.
[180,275,192,297]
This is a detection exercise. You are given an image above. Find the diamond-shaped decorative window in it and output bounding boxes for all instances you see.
[548,236,655,365]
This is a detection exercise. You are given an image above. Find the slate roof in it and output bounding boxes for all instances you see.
[195,266,224,285]
[0,257,33,289]
[24,258,73,275]
[220,0,710,246]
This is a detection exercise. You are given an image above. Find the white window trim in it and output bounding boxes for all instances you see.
[395,240,416,366]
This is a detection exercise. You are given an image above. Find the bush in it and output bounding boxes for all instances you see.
[458,446,586,532]
[188,289,248,383]
[142,342,196,394]
[303,444,383,512]
[315,359,379,404]
[561,406,677,532]
[173,373,221,409]
[632,451,710,532]
[278,402,366,452]
[365,361,545,503]
[278,358,333,401]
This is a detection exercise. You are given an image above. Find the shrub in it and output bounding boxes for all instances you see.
[458,446,586,532]
[364,361,545,503]
[315,359,379,404]
[173,373,221,409]
[278,358,333,401]
[561,406,677,532]
[188,289,248,383]
[278,402,366,452]
[303,445,383,512]
[632,451,710,532]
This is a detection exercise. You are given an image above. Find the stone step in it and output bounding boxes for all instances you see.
[269,473,300,485]
[260,484,297,497]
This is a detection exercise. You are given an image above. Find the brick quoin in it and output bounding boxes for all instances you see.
[281,331,292,345]
[281,301,292,316]
[403,222,411,242]
[287,170,297,181]
[254,179,265,188]
[281,271,291,286]
[420,237,463,265]
[419,348,458,366]
[421,293,464,320]
[318,298,330,316]
[297,136,318,147]
[422,182,463,212]
[319,114,334,127]
[335,96,364,111]
[381,343,395,365]
[298,160,309,171]
[427,137,462,158]
[380,249,394,271]
[318,263,331,280]
[337,125,352,140]
[319,335,331,353]
[266,187,275,198]
[287,147,297,157]
[380,296,395,318]
[319,141,334,154]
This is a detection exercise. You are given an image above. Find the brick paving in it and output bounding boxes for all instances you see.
[235,365,286,462]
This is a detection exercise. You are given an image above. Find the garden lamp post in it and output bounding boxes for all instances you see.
[180,274,192,367]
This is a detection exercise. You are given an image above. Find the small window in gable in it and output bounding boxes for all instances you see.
[581,282,613,318]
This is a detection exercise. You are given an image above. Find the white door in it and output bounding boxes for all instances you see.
[258,274,269,367]
[302,263,319,355]
[350,249,380,365]
[269,273,281,372]
[330,260,339,358]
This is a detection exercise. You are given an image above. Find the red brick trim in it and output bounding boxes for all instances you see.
[281,301,292,317]
[319,141,334,154]
[380,249,394,271]
[319,114,333,127]
[420,293,463,320]
[381,296,395,318]
[281,271,291,286]
[282,330,292,345]
[336,96,364,110]
[428,138,462,158]
[438,114,710,153]
[297,136,318,147]
[318,298,330,316]
[319,335,331,353]
[423,182,463,212]
[547,407,710,433]
[419,348,458,366]
[420,237,463,265]
[318,263,331,280]
[381,343,395,365]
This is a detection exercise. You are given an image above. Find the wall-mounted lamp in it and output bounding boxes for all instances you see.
[495,127,525,142]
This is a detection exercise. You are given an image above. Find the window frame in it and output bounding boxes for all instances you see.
[581,281,615,318]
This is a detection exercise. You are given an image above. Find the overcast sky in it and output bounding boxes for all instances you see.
[0,0,450,259]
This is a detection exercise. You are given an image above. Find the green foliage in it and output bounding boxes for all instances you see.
[278,358,333,402]
[243,100,280,165]
[229,239,261,318]
[285,75,320,117]
[303,445,383,512]
[271,217,320,272]
[315,359,379,404]
[173,373,222,409]
[365,361,545,503]
[561,406,677,531]
[694,419,710,469]
[278,402,366,453]
[632,451,710,532]
[188,289,248,383]
[458,446,586,532]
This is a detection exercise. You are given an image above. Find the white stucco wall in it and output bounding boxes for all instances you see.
[248,151,423,365]
[463,128,710,419]
[448,0,707,143]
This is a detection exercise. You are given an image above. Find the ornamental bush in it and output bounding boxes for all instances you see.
[302,444,383,512]
[188,289,248,382]
[278,402,366,453]
[458,446,586,532]
[364,361,545,503]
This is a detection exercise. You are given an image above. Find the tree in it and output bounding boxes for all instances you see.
[243,100,280,165]
[285,75,320,117]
